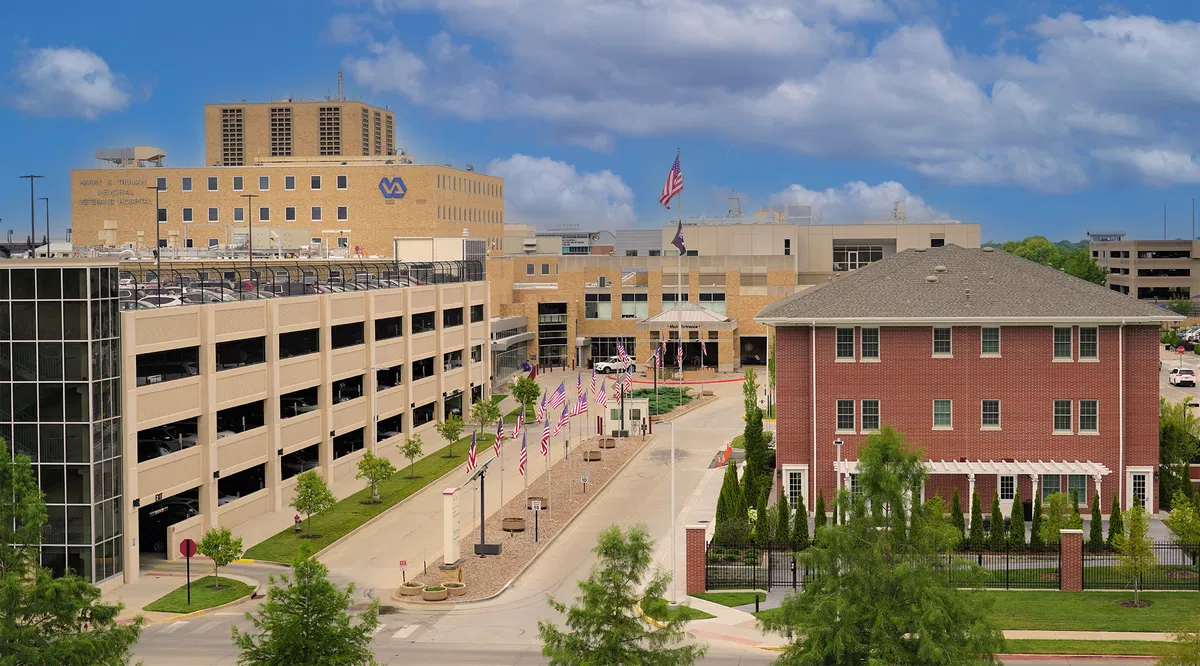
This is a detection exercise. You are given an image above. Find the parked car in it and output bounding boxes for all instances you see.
[282,457,319,476]
[594,356,636,373]
[138,295,183,308]
[281,396,319,417]
[1170,368,1196,387]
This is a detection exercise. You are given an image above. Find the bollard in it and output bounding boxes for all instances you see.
[293,515,301,533]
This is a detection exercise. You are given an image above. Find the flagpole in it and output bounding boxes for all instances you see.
[499,433,505,521]
[672,148,681,606]
[567,417,573,503]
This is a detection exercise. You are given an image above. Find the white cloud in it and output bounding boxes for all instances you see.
[1091,147,1200,186]
[768,181,950,225]
[13,47,132,119]
[487,155,635,229]
[340,6,1200,191]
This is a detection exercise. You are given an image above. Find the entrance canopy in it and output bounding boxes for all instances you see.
[635,302,737,332]
[835,459,1111,478]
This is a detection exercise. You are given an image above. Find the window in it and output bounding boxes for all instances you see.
[279,329,318,359]
[1079,399,1098,432]
[182,176,192,192]
[786,469,804,509]
[833,245,884,271]
[207,176,218,191]
[1132,474,1147,510]
[621,293,649,319]
[1079,327,1098,359]
[861,328,879,360]
[861,399,880,432]
[233,176,244,191]
[585,293,611,319]
[233,207,244,222]
[526,263,534,276]
[1042,474,1060,500]
[1053,327,1072,359]
[981,327,1000,355]
[982,400,1000,429]
[1068,474,1088,503]
[698,292,725,315]
[541,264,550,275]
[331,323,365,349]
[375,316,403,341]
[836,328,855,359]
[933,400,952,428]
[285,175,295,190]
[411,312,435,334]
[783,238,791,256]
[933,328,951,355]
[1000,475,1015,501]
[259,175,269,191]
[285,206,296,222]
[182,207,192,222]
[155,176,166,191]
[337,175,347,190]
[1053,399,1072,432]
[931,238,946,248]
[412,357,434,380]
[337,206,348,221]
[849,474,861,497]
[470,304,484,323]
[208,207,219,222]
[442,307,463,328]
[259,207,270,222]
[836,400,855,432]
[311,206,322,221]
[310,175,321,190]
[208,238,219,248]
[157,207,167,222]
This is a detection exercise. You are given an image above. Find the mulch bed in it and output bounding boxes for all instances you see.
[1117,599,1152,608]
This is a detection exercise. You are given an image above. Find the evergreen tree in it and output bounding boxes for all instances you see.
[1030,483,1045,550]
[1089,491,1104,552]
[793,493,809,548]
[775,495,792,547]
[742,407,767,493]
[1070,489,1083,530]
[713,463,749,545]
[1008,488,1025,546]
[893,496,908,543]
[950,488,966,548]
[968,488,985,551]
[812,491,827,540]
[1108,492,1124,549]
[753,489,770,548]
[988,492,1005,551]
[714,462,737,525]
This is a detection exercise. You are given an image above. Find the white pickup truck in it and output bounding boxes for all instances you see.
[594,356,637,374]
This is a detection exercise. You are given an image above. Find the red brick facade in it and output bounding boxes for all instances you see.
[1060,530,1084,591]
[685,526,706,595]
[775,324,1160,515]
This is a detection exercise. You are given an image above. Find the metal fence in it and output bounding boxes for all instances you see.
[1083,542,1200,591]
[954,544,1062,590]
[704,541,816,591]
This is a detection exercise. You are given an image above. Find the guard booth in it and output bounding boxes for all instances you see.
[603,397,649,438]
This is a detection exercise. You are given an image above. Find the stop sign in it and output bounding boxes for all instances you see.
[1179,346,1186,354]
[179,538,197,559]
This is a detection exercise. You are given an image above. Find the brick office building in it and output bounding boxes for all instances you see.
[757,245,1177,519]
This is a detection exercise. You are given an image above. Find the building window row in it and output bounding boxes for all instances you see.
[1054,399,1099,434]
[436,173,502,198]
[927,326,1097,360]
[438,206,502,224]
[832,397,1096,434]
[195,205,347,224]
[834,399,880,433]
[160,174,349,193]
[834,327,880,361]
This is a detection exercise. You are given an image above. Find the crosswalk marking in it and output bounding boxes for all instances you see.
[392,625,419,639]
[161,621,189,634]
[372,625,387,636]
[193,621,220,634]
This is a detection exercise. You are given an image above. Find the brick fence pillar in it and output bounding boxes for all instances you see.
[1060,529,1083,592]
[685,525,707,595]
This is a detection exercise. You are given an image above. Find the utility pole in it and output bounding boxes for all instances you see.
[38,198,49,256]
[19,175,43,256]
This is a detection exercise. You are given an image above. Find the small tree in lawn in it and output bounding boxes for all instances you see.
[793,492,809,548]
[400,435,423,479]
[1038,492,1080,546]
[988,492,1005,551]
[233,550,379,665]
[509,376,541,415]
[713,462,749,546]
[1163,491,1200,548]
[775,494,792,547]
[1114,504,1155,608]
[742,407,767,495]
[1089,491,1104,552]
[290,470,336,537]
[1108,492,1124,549]
[1030,484,1045,550]
[435,414,464,459]
[742,367,759,417]
[1008,487,1025,546]
[538,524,707,666]
[470,398,501,439]
[1070,489,1084,531]
[355,452,396,502]
[950,488,966,548]
[812,490,827,540]
[968,488,985,551]
[197,526,243,590]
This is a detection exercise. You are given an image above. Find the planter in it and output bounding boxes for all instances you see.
[445,581,466,596]
[584,450,603,462]
[599,438,616,449]
[527,496,548,510]
[397,582,425,596]
[502,517,526,532]
[422,587,448,601]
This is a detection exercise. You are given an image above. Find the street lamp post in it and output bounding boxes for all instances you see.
[241,194,258,282]
[19,175,43,256]
[834,438,844,495]
[37,198,49,256]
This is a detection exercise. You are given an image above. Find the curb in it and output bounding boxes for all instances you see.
[650,393,718,425]
[996,655,1157,662]
[148,574,263,622]
[633,377,745,386]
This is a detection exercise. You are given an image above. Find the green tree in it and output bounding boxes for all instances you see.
[538,524,707,666]
[434,414,465,458]
[793,493,809,548]
[1163,491,1200,545]
[233,551,379,666]
[1160,397,1200,509]
[968,488,985,551]
[509,376,541,414]
[1114,505,1156,607]
[759,426,1004,665]
[1002,236,1067,267]
[812,491,827,539]
[470,398,502,439]
[0,451,144,665]
[401,435,423,479]
[1038,492,1081,546]
[1108,492,1124,549]
[775,495,792,547]
[197,526,244,590]
[1070,489,1084,532]
[742,407,767,497]
[713,462,749,545]
[290,470,336,537]
[988,492,1005,551]
[950,488,966,547]
[354,452,396,502]
[1061,247,1107,286]
[1009,488,1026,546]
[742,367,759,417]
[767,333,776,390]
[1030,484,1045,550]
[753,489,770,548]
[1089,492,1104,552]
[1168,298,1194,317]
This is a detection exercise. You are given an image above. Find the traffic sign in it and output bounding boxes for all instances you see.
[1179,346,1186,354]
[580,471,590,485]
[399,560,407,572]
[179,538,197,559]
[531,500,542,512]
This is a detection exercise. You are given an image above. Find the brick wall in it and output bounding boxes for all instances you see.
[685,525,707,595]
[1060,529,1083,591]
[775,323,1160,513]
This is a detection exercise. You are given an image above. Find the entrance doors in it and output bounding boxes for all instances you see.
[998,475,1015,515]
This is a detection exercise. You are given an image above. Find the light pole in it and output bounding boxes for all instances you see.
[241,194,258,282]
[37,198,49,256]
[146,185,164,301]
[19,175,43,255]
[834,438,844,495]
[659,419,678,605]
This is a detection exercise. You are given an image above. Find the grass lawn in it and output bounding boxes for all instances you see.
[244,433,496,563]
[981,591,1200,632]
[143,575,253,613]
[1002,639,1168,657]
[692,591,765,607]
[731,435,744,450]
[503,405,535,423]
[490,394,505,405]
[643,598,715,622]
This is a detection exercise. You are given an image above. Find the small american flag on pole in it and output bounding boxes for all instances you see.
[536,390,547,422]
[541,417,550,455]
[701,339,706,358]
[659,151,684,208]
[590,367,597,395]
[612,379,622,402]
[677,342,683,365]
[519,432,527,476]
[555,404,569,436]
[576,373,584,402]
[510,405,524,440]
[466,431,478,472]
[617,343,629,364]
[548,381,567,409]
[598,381,608,408]
[622,371,632,393]
[494,419,504,457]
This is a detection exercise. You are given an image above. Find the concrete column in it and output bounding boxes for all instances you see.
[967,473,976,527]
[685,525,707,595]
[264,300,282,512]
[1029,473,1039,504]
[1093,475,1103,512]
[1060,529,1083,591]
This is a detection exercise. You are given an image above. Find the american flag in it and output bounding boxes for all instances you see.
[701,339,706,358]
[548,381,567,409]
[612,379,622,402]
[576,373,584,402]
[622,371,632,393]
[617,343,629,364]
[510,405,524,440]
[659,152,684,208]
[519,432,527,476]
[598,381,608,408]
[536,390,547,422]
[466,431,478,473]
[589,367,597,395]
[494,419,504,457]
[554,404,570,436]
[541,417,550,455]
[572,392,587,416]
[671,218,686,254]
[677,342,683,365]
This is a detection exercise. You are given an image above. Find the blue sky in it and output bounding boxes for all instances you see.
[4,0,1200,243]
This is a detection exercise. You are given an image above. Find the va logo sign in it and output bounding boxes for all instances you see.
[378,177,407,199]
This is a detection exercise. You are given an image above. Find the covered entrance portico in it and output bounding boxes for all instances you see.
[635,302,738,373]
[834,459,1113,522]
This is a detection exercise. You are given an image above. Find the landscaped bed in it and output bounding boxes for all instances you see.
[143,575,254,613]
[244,433,495,563]
[691,591,765,607]
[642,597,715,622]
